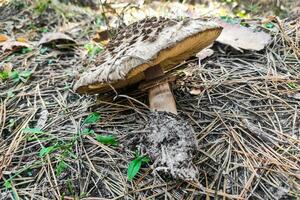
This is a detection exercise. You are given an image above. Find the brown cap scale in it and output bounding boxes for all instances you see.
[74,17,222,114]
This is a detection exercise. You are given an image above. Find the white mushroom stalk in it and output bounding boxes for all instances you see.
[144,65,177,114]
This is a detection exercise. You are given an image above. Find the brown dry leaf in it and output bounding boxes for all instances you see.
[92,28,111,45]
[2,63,13,72]
[1,41,32,52]
[38,32,76,46]
[0,34,9,43]
[216,20,271,51]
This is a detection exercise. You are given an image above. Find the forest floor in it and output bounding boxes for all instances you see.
[0,0,299,199]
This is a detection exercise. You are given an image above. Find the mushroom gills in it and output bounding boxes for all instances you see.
[144,65,177,114]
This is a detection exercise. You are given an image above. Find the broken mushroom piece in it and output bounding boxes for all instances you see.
[74,17,222,114]
[74,17,222,180]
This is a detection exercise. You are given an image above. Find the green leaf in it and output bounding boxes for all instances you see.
[7,91,15,98]
[84,43,103,57]
[264,22,274,29]
[236,10,247,18]
[22,127,44,134]
[127,155,150,181]
[39,146,55,157]
[9,71,20,82]
[220,16,239,24]
[82,112,101,125]
[21,47,33,54]
[39,27,48,33]
[47,59,53,64]
[287,82,297,89]
[0,71,9,81]
[81,128,95,135]
[40,47,48,54]
[4,180,12,189]
[141,156,150,163]
[34,0,50,14]
[56,160,67,176]
[19,70,32,78]
[95,134,118,146]
[127,157,143,181]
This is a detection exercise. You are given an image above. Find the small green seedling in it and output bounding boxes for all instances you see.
[127,152,150,181]
[220,15,239,24]
[4,180,12,189]
[40,47,48,54]
[0,70,9,81]
[23,127,44,134]
[84,43,103,58]
[236,10,248,18]
[7,91,15,98]
[287,82,297,89]
[21,47,33,54]
[39,145,57,157]
[34,0,50,14]
[264,22,274,29]
[55,160,67,176]
[82,112,101,125]
[81,128,95,135]
[9,70,32,83]
[95,134,118,146]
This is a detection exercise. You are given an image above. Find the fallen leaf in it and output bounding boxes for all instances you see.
[1,41,32,52]
[0,34,9,43]
[38,32,76,47]
[216,20,271,51]
[92,28,111,44]
[2,63,13,72]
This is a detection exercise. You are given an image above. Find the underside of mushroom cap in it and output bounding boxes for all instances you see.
[74,17,222,94]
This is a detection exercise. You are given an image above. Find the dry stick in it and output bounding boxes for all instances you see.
[273,17,300,59]
[0,99,6,138]
[238,168,258,199]
[1,112,36,178]
[82,145,113,195]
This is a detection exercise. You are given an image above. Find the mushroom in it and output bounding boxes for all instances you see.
[75,17,222,180]
[74,17,222,114]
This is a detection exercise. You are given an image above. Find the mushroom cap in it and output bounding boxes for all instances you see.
[74,17,222,94]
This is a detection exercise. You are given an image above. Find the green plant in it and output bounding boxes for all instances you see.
[287,82,297,89]
[264,22,275,29]
[0,70,32,82]
[55,160,67,176]
[127,151,150,181]
[9,70,32,83]
[7,91,15,98]
[220,16,239,24]
[21,47,33,54]
[34,0,51,14]
[23,127,44,134]
[39,145,57,157]
[84,43,103,58]
[95,134,118,146]
[82,112,101,125]
[0,70,9,81]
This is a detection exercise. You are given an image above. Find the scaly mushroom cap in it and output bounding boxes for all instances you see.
[74,17,222,94]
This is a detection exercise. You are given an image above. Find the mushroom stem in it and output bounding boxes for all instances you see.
[144,65,177,114]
